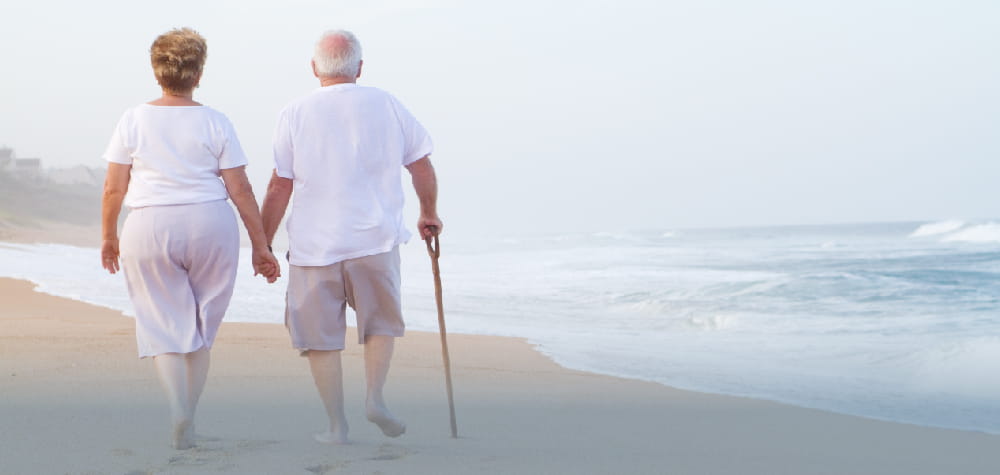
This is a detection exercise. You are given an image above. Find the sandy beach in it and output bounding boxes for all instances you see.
[4,2,997,471]
[1,276,999,474]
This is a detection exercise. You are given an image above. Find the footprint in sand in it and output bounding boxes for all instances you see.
[305,462,350,474]
[110,448,135,457]
[368,443,412,461]
[235,439,279,450]
[151,438,281,472]
[167,451,218,467]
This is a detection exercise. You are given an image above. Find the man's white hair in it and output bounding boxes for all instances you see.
[313,30,363,78]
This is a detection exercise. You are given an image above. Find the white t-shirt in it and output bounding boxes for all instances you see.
[103,104,249,208]
[273,83,433,266]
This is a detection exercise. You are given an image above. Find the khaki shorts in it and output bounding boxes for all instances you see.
[285,247,404,352]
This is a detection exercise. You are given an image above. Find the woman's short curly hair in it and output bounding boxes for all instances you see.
[150,28,207,94]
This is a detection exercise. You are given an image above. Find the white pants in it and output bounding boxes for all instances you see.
[120,200,239,358]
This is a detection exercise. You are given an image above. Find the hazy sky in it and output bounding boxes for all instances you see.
[2,0,998,235]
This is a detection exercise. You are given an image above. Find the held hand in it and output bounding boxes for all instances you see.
[101,239,120,274]
[418,215,443,239]
[253,259,280,284]
[252,247,282,283]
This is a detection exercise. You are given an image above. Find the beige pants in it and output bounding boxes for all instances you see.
[285,247,404,352]
[120,199,239,358]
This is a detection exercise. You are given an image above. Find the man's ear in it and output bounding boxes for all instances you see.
[311,59,319,78]
[356,60,363,79]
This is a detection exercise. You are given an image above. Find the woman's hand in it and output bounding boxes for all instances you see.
[101,163,130,275]
[221,166,282,284]
[101,239,120,274]
[252,246,281,283]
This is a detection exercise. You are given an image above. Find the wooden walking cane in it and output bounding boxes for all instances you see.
[425,227,458,438]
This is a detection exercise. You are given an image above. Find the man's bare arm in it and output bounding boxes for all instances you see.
[261,170,294,246]
[405,156,442,238]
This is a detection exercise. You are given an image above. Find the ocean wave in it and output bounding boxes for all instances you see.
[591,231,639,241]
[942,223,1000,244]
[687,313,739,331]
[614,297,741,332]
[909,220,966,237]
[5,223,1000,434]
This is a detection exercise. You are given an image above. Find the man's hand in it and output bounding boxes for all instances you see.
[418,215,443,239]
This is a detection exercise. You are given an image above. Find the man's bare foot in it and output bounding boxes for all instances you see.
[366,401,406,437]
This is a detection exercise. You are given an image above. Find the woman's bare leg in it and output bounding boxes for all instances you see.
[153,352,194,449]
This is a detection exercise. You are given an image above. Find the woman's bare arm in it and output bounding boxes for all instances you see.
[221,166,281,282]
[100,163,131,274]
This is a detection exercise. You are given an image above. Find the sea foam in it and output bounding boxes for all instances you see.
[909,219,966,237]
[942,223,1000,244]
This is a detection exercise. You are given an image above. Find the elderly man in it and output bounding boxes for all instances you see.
[261,29,441,444]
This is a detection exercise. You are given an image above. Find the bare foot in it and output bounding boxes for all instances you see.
[183,424,220,443]
[314,429,350,445]
[171,418,194,450]
[366,402,406,438]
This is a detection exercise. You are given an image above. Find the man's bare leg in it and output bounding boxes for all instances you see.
[364,335,406,437]
[308,349,350,444]
[153,352,195,449]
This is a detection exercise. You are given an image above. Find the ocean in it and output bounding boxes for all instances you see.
[2,220,998,434]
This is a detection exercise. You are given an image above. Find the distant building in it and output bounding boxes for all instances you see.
[48,165,105,186]
[0,147,43,181]
[0,147,43,182]
[0,146,102,185]
[12,157,42,181]
[0,147,39,179]
[0,146,13,171]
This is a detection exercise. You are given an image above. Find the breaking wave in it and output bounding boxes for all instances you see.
[942,223,1000,244]
[909,220,966,237]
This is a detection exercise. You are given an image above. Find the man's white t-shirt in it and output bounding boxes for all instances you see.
[273,83,433,266]
[103,104,249,208]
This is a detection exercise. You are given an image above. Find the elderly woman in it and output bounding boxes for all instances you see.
[100,28,279,450]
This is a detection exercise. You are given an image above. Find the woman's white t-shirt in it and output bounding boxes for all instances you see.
[103,104,249,208]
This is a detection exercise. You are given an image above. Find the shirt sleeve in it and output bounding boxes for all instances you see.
[389,95,434,166]
[216,114,250,170]
[272,108,295,179]
[102,111,133,165]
